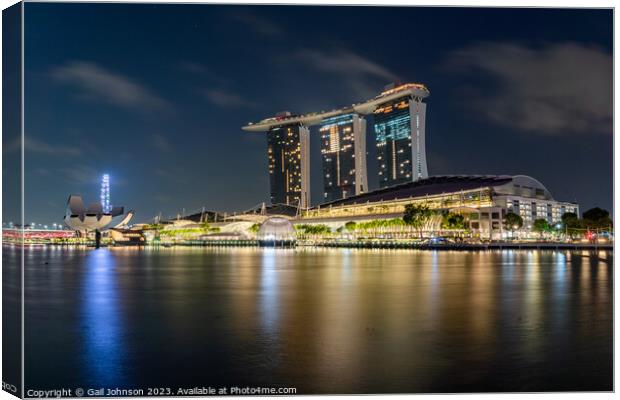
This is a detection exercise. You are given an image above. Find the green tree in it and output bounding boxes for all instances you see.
[403,204,434,238]
[344,221,357,232]
[532,218,551,238]
[295,224,332,236]
[504,212,523,231]
[582,207,613,230]
[561,212,578,224]
[561,212,581,237]
[441,212,466,230]
[144,223,163,231]
[249,223,261,234]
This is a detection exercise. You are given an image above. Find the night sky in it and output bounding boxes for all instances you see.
[18,4,612,225]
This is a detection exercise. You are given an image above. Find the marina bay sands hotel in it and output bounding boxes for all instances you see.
[242,83,430,208]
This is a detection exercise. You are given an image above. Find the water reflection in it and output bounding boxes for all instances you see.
[81,249,126,387]
[260,248,280,335]
[21,247,612,393]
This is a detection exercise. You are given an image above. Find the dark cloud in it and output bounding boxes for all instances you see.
[59,165,127,187]
[58,165,101,186]
[5,137,83,156]
[232,11,282,36]
[204,89,256,108]
[151,134,173,152]
[178,61,230,85]
[52,61,171,112]
[26,137,84,156]
[446,42,612,135]
[294,48,398,99]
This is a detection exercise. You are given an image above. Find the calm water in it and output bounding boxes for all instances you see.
[15,246,613,393]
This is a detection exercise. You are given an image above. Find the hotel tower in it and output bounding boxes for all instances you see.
[371,84,429,187]
[242,83,429,208]
[319,113,368,202]
[266,123,310,208]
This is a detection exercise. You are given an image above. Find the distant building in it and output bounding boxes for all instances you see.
[319,113,368,202]
[266,123,310,208]
[492,175,578,229]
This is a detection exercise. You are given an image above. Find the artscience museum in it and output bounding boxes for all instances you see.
[63,194,133,232]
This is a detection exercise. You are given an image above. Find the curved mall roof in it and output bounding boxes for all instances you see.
[314,175,562,209]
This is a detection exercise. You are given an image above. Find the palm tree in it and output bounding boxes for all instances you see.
[344,221,357,232]
[441,212,466,230]
[403,204,434,238]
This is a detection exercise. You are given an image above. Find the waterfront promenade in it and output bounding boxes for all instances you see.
[94,240,614,251]
[308,241,614,251]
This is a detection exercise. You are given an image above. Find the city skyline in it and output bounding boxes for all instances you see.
[11,4,613,224]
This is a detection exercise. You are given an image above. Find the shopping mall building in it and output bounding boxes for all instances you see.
[298,175,579,240]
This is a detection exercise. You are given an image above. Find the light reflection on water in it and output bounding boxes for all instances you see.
[21,246,613,393]
[260,248,279,335]
[82,249,127,387]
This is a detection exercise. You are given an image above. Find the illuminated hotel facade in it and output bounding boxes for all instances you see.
[374,89,428,187]
[319,113,367,202]
[266,122,310,208]
[243,83,430,209]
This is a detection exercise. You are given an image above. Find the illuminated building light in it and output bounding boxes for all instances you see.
[100,174,111,214]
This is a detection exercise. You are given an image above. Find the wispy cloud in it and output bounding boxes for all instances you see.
[445,42,612,135]
[58,165,100,186]
[179,61,211,74]
[294,48,398,98]
[151,134,173,152]
[52,61,171,112]
[154,167,189,185]
[204,89,256,108]
[232,11,281,36]
[5,137,84,156]
[26,137,83,156]
[59,165,127,187]
[154,194,172,203]
[178,61,229,84]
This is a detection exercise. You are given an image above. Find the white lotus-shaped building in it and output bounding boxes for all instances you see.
[64,195,133,232]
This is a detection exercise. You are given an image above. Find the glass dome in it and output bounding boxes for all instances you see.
[257,217,296,242]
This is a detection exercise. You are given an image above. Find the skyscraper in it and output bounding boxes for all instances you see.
[374,85,428,188]
[242,82,428,207]
[100,173,111,213]
[319,113,367,202]
[266,124,310,208]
